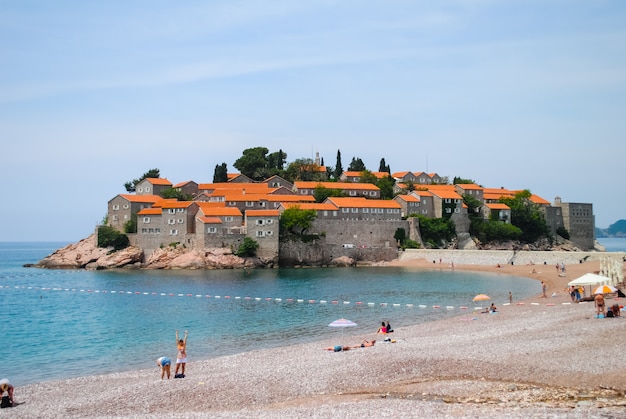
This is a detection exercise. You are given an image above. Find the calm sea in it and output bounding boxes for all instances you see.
[597,237,626,252]
[0,242,544,387]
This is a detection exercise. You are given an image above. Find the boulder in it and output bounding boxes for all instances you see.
[34,234,109,269]
[94,246,144,269]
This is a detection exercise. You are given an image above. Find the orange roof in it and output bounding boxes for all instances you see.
[198,206,242,217]
[144,178,172,186]
[455,183,482,190]
[529,194,550,205]
[427,189,463,200]
[137,208,162,215]
[391,171,411,178]
[195,201,226,208]
[265,195,315,202]
[395,194,420,202]
[157,201,196,209]
[281,203,338,211]
[485,203,510,210]
[372,171,391,179]
[326,197,401,209]
[246,209,281,217]
[294,181,379,191]
[172,180,196,188]
[116,194,162,203]
[198,216,223,224]
[152,199,179,207]
[411,190,433,197]
[199,183,275,193]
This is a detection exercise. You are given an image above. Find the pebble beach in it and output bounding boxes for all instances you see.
[3,254,626,418]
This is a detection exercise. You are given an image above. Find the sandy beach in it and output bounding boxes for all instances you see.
[3,253,626,418]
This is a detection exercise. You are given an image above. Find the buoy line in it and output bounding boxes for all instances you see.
[0,282,573,312]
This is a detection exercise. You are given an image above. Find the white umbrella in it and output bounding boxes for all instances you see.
[328,318,357,342]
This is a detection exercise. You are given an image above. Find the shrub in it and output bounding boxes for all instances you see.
[97,226,130,250]
[236,237,259,257]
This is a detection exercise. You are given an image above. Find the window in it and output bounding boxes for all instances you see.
[349,190,356,196]
[256,231,265,237]
[177,219,184,224]
[342,208,349,213]
[145,187,151,192]
[444,199,451,203]
[170,229,178,235]
[363,208,369,213]
[141,228,147,233]
[351,208,358,213]
[168,219,175,225]
[112,215,118,221]
[228,202,236,206]
[148,228,153,233]
[168,209,176,214]
[445,208,452,213]
[245,201,254,207]
[225,216,233,222]
[266,230,273,236]
[122,204,129,209]
[143,217,150,223]
[177,208,184,213]
[369,191,376,196]
[137,187,143,193]
[112,204,120,210]
[256,219,264,225]
[207,227,217,233]
[259,202,266,207]
[266,219,273,224]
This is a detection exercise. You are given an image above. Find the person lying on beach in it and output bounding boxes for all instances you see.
[156,356,171,379]
[325,340,376,351]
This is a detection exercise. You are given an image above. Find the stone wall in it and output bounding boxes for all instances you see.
[399,249,625,266]
[308,219,409,249]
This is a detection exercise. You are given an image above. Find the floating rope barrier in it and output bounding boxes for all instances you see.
[0,282,575,312]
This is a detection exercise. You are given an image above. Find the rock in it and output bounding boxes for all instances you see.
[94,246,144,269]
[33,234,109,269]
[332,256,355,267]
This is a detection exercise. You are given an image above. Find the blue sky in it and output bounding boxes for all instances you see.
[1,1,624,242]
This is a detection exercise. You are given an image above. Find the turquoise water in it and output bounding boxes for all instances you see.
[0,242,541,386]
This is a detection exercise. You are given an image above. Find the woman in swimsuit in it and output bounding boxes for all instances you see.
[175,330,188,378]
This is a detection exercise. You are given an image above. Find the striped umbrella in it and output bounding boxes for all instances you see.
[593,285,617,295]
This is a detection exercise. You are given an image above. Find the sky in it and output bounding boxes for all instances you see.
[1,1,625,242]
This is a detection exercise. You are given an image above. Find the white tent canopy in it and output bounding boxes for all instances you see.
[567,273,612,287]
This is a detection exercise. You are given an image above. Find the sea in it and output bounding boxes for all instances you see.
[4,239,623,387]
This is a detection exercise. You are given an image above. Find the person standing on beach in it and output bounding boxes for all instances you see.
[175,330,188,378]
[541,281,547,298]
[509,292,513,304]
[156,356,171,380]
[594,293,606,317]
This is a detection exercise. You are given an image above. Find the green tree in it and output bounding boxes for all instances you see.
[284,158,324,182]
[124,168,160,192]
[358,170,378,185]
[213,163,228,183]
[233,147,269,180]
[332,150,343,180]
[348,157,366,172]
[313,186,343,203]
[556,226,570,240]
[280,206,317,235]
[379,158,390,173]
[376,174,396,200]
[123,217,137,234]
[452,176,476,184]
[462,194,482,218]
[97,225,130,250]
[161,187,193,201]
[499,190,551,243]
[267,149,287,173]
[393,228,406,245]
[414,215,455,248]
[235,237,259,257]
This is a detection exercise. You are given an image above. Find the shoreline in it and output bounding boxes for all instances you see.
[5,254,626,417]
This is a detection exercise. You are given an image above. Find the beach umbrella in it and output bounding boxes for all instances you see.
[593,285,617,295]
[328,318,358,328]
[473,294,491,302]
[328,318,357,342]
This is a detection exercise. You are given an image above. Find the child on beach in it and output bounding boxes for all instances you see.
[0,378,15,408]
[175,330,188,378]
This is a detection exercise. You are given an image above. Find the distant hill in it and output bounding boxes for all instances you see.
[596,219,626,238]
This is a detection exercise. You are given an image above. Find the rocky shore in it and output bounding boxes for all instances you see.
[7,256,626,418]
